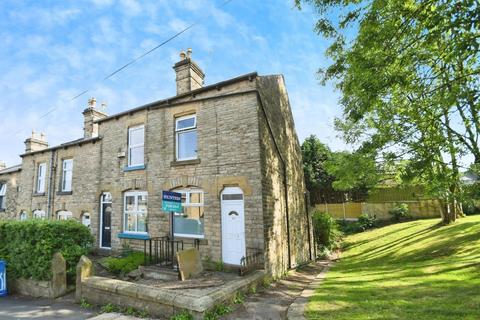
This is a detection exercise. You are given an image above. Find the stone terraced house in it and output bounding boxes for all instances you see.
[0,52,313,276]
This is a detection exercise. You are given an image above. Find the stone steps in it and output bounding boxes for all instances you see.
[138,265,179,281]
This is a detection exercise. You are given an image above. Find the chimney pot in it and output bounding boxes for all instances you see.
[88,97,97,108]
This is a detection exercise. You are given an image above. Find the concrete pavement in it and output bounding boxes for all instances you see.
[0,292,97,320]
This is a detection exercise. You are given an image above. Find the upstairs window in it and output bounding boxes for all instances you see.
[0,183,6,211]
[128,125,145,167]
[37,163,46,193]
[124,191,147,233]
[62,159,73,192]
[175,115,197,161]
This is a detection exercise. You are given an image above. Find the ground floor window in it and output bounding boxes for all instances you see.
[0,183,6,211]
[57,210,72,220]
[19,211,27,220]
[124,191,147,233]
[33,209,46,219]
[82,212,91,228]
[173,188,204,238]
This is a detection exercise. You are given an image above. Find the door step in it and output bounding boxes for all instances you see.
[139,265,179,281]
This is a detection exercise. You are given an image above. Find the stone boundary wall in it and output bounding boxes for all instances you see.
[10,252,67,298]
[76,256,265,320]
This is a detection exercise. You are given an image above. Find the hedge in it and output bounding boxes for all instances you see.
[0,219,93,281]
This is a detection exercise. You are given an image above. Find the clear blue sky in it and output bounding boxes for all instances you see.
[0,0,346,166]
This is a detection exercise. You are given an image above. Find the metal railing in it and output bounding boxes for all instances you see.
[143,236,200,269]
[239,248,264,276]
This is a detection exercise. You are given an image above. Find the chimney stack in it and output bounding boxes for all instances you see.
[173,48,205,95]
[0,161,6,170]
[83,97,108,139]
[25,131,48,153]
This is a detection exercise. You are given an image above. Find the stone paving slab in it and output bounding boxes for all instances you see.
[222,261,326,320]
[286,260,332,320]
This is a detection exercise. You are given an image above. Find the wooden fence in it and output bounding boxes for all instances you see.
[314,199,441,220]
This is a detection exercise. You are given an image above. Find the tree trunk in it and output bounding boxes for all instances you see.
[441,199,456,224]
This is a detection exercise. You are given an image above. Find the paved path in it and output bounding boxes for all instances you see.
[0,261,330,320]
[222,261,328,320]
[287,260,332,319]
[0,292,97,320]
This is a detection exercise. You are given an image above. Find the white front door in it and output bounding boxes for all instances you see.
[221,187,246,265]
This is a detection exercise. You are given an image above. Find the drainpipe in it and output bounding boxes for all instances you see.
[256,92,292,270]
[46,150,56,219]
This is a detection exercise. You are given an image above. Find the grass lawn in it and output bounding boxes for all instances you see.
[306,215,480,320]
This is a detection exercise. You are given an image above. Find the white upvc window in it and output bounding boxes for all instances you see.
[128,125,145,167]
[57,210,73,220]
[124,191,148,234]
[37,163,46,193]
[173,188,204,238]
[0,183,6,210]
[19,211,28,220]
[33,209,46,219]
[57,210,72,220]
[61,159,73,192]
[82,212,91,228]
[175,115,198,161]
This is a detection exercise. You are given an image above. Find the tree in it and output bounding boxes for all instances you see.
[301,135,375,202]
[296,0,480,224]
[301,135,335,191]
[325,150,380,191]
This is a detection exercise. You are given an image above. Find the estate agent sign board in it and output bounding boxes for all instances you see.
[162,191,182,212]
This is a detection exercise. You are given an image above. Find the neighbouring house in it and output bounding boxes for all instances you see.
[0,162,21,219]
[461,171,479,185]
[0,50,313,276]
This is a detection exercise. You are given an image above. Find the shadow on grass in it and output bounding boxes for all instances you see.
[307,217,480,320]
[307,278,480,320]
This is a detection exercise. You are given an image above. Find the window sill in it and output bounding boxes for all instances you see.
[33,192,46,197]
[171,159,201,167]
[124,164,146,172]
[57,191,73,196]
[118,232,150,240]
[174,233,205,239]
[173,235,208,245]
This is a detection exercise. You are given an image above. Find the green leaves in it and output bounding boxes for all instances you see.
[0,220,93,281]
[298,0,480,208]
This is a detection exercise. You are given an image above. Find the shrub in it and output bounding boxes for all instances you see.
[389,203,410,222]
[312,211,342,252]
[104,251,145,275]
[358,213,377,231]
[0,219,93,282]
[462,200,480,215]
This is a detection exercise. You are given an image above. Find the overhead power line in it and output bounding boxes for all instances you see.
[13,0,234,134]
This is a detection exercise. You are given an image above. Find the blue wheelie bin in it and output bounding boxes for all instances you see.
[0,260,7,296]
